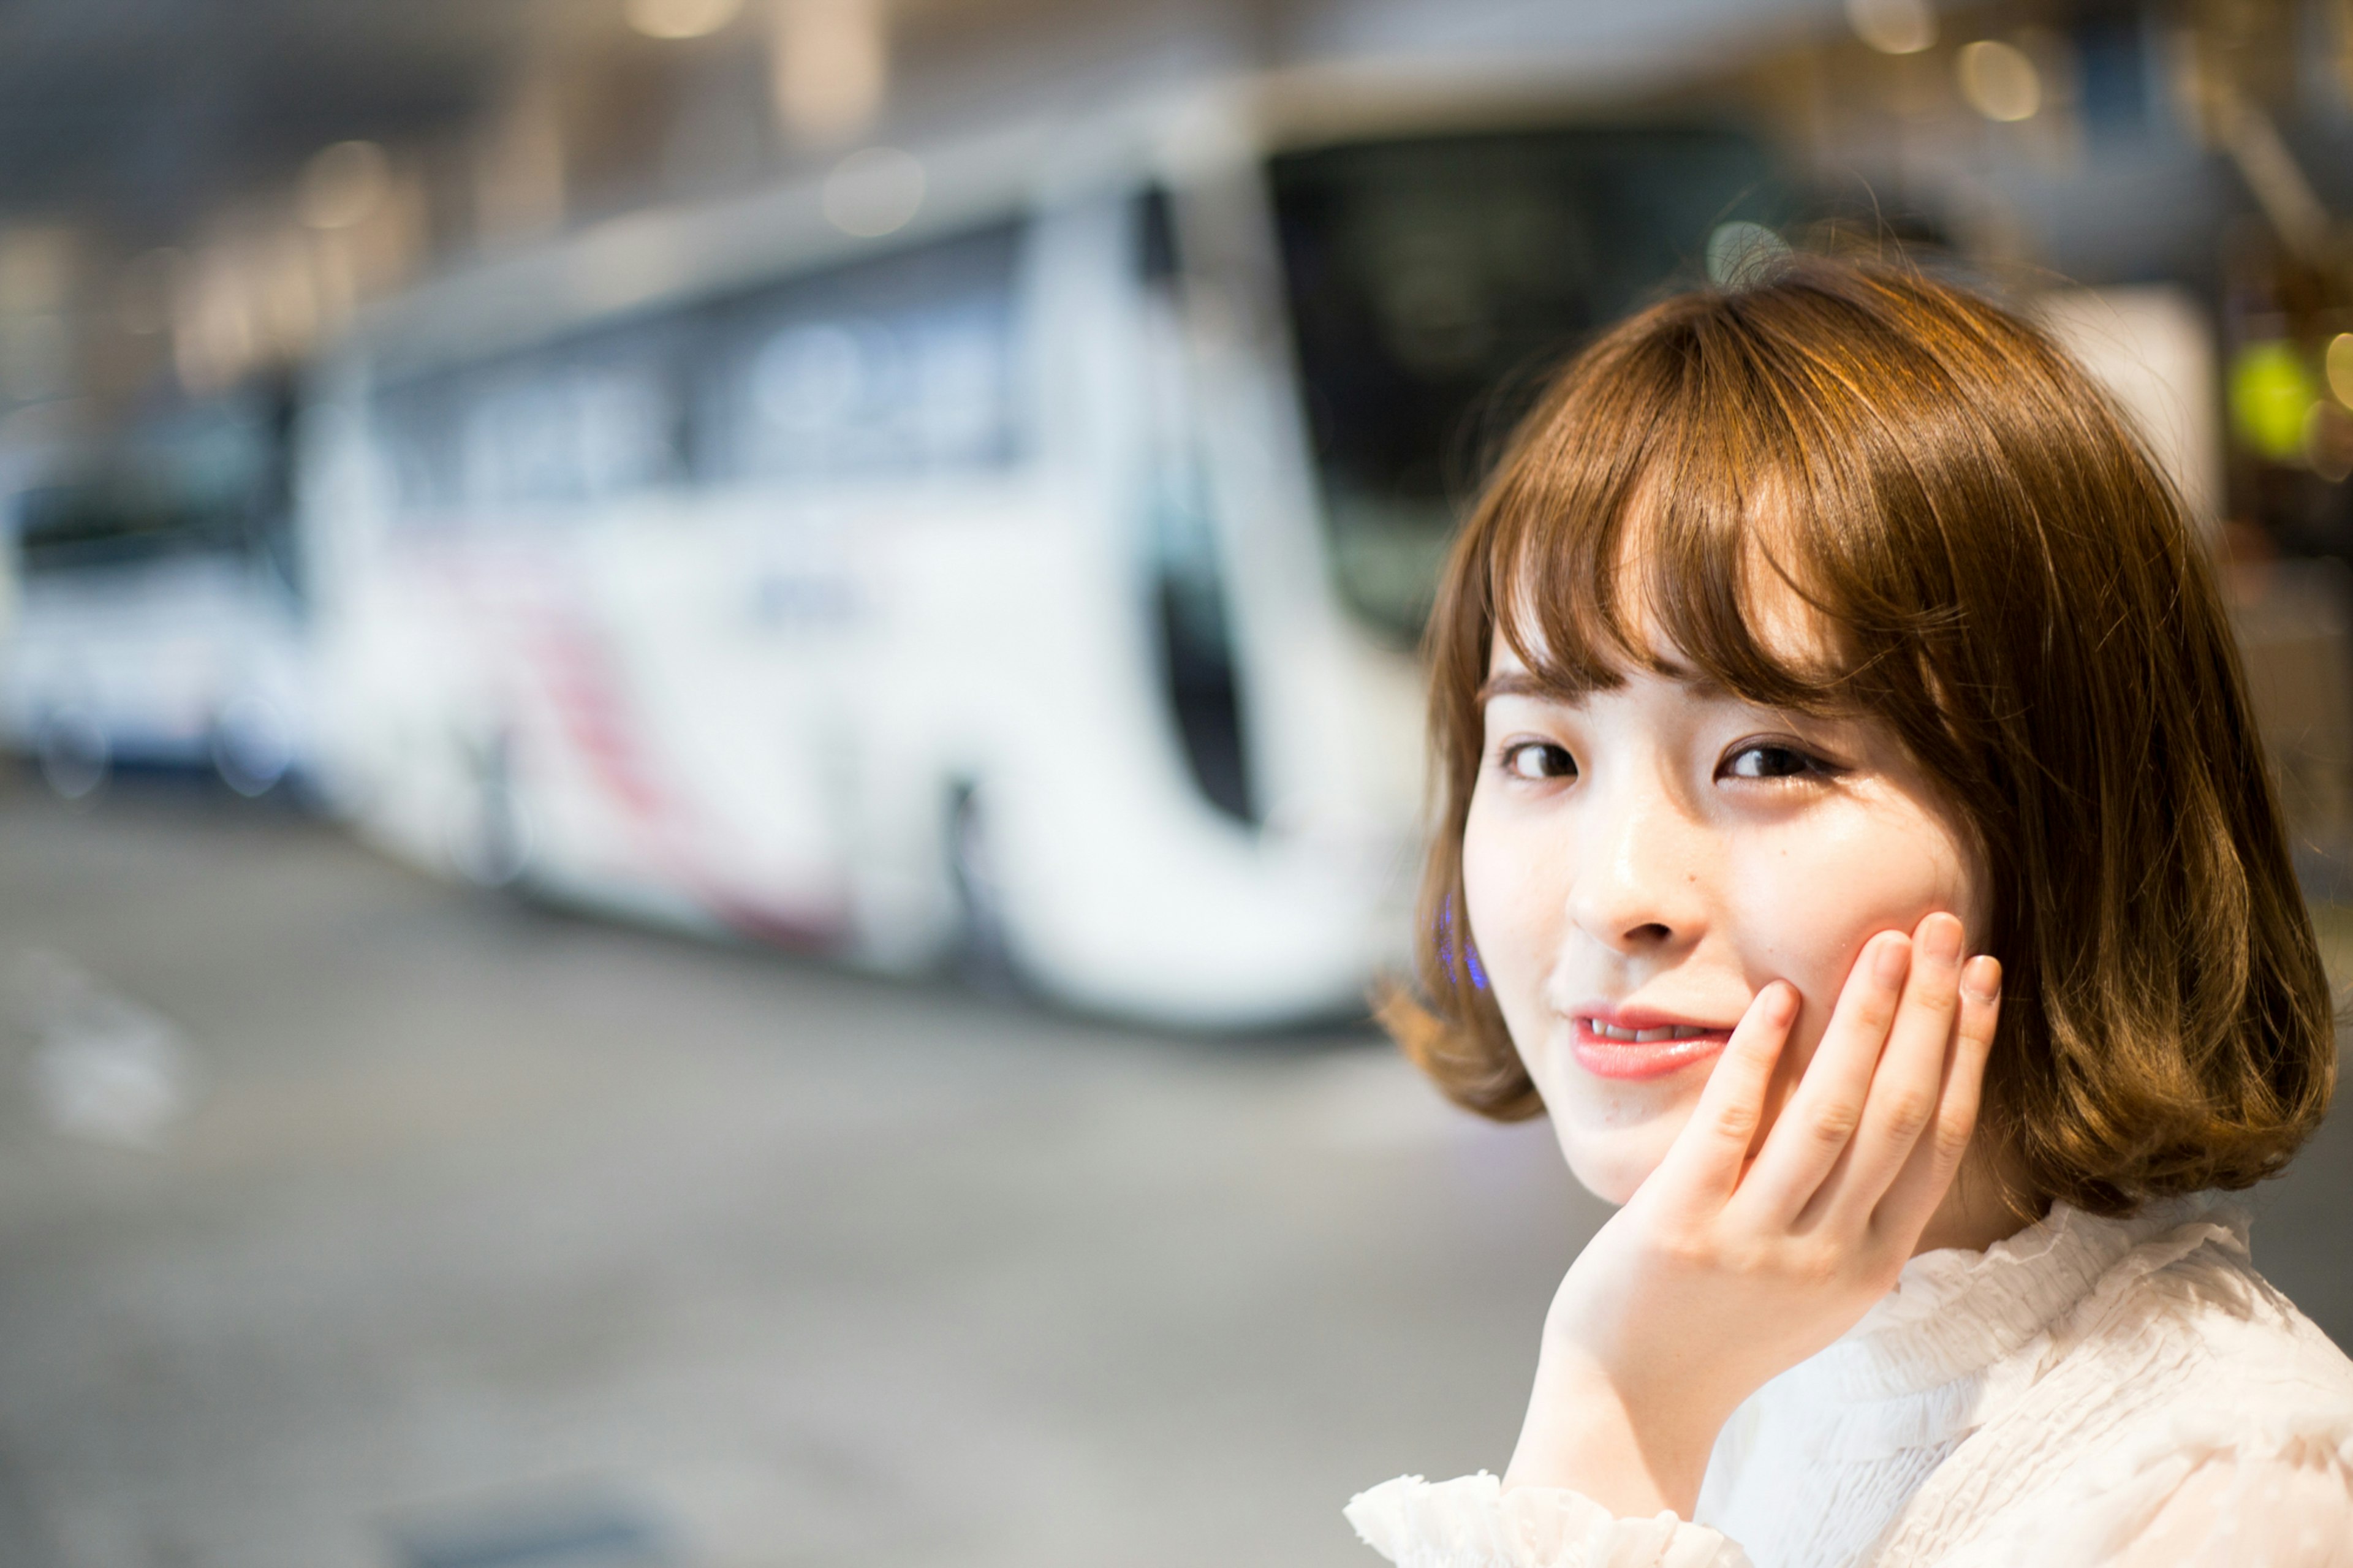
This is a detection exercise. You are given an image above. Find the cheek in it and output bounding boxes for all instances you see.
[1721,798,1977,1055]
[1458,788,1580,1105]
[1458,788,1553,991]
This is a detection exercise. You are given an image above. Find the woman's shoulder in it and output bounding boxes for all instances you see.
[2053,1195,2353,1413]
[1975,1193,2353,1466]
[1912,1359,2353,1567]
[1850,1191,2353,1428]
[1873,1196,2353,1563]
[1904,1404,2353,1567]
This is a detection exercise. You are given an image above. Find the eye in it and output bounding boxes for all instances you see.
[1499,740,1577,781]
[1721,740,1836,782]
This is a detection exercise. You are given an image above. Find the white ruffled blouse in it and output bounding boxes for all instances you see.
[1346,1194,2353,1567]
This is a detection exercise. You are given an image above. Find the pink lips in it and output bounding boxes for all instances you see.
[1570,1006,1735,1081]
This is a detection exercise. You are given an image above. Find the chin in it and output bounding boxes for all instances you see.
[1556,1133,1661,1208]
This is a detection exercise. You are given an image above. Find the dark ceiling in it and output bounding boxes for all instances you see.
[0,0,532,239]
[0,0,1292,246]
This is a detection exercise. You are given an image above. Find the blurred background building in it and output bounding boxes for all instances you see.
[4,2,2353,1567]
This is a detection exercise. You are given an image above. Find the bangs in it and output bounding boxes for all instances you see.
[1479,298,1924,718]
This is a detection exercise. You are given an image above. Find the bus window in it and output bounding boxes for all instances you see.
[376,316,685,521]
[461,360,677,510]
[694,221,1024,485]
[1268,127,1783,643]
[1136,186,1253,825]
[15,474,224,574]
[369,227,1018,517]
[15,395,293,583]
[463,373,575,509]
[371,372,463,520]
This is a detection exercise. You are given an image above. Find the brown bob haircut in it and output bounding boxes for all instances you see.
[1386,253,2335,1217]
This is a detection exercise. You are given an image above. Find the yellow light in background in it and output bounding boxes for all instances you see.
[771,0,886,143]
[298,141,391,230]
[823,146,923,237]
[1846,0,1936,55]
[2230,341,2320,463]
[2326,333,2353,407]
[1957,39,2043,121]
[626,0,742,40]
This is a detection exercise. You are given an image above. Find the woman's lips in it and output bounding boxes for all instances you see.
[1570,1017,1734,1080]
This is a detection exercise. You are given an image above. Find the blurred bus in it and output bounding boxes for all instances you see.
[1,388,309,799]
[298,80,1784,1027]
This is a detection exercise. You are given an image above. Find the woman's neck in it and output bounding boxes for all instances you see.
[1912,1146,2047,1257]
[1911,1144,2042,1252]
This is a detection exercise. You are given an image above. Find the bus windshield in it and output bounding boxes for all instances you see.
[15,393,295,583]
[1268,126,1782,643]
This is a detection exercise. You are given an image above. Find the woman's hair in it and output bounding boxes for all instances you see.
[1384,253,2336,1217]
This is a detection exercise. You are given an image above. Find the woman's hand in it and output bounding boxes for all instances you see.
[1502,911,2002,1519]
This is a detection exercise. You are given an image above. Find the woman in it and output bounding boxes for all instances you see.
[1348,257,2353,1566]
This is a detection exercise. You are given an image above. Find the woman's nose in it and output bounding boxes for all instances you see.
[1564,782,1709,956]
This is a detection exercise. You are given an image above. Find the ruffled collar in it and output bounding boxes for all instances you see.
[1799,1191,2251,1405]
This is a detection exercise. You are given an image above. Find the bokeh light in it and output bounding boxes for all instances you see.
[771,0,887,142]
[624,0,743,41]
[2308,401,2353,483]
[1706,221,1790,287]
[2232,341,2321,464]
[1956,39,2042,122]
[1845,0,1937,56]
[822,145,924,237]
[2326,333,2353,409]
[297,140,391,231]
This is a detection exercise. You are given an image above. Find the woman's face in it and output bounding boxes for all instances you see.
[1461,625,1983,1205]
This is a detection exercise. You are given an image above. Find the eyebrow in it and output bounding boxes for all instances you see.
[1475,671,1568,705]
[1477,664,1728,706]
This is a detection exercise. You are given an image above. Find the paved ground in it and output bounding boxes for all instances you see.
[0,773,2347,1568]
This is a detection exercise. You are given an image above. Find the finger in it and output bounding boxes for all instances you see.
[1650,980,1799,1206]
[1811,912,1966,1230]
[1873,955,2001,1246]
[1735,929,1912,1224]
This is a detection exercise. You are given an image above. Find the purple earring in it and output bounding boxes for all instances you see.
[1437,897,1489,991]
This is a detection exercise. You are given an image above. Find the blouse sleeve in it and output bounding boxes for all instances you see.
[1343,1474,1751,1568]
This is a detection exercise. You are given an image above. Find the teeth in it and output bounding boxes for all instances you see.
[1586,1020,1711,1043]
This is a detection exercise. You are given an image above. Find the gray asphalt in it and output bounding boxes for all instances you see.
[0,773,2346,1568]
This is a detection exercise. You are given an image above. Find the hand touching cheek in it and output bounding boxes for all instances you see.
[1504,922,2003,1519]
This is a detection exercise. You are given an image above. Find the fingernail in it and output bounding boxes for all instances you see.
[1961,955,2002,1002]
[1920,914,1963,966]
[1873,934,1912,985]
